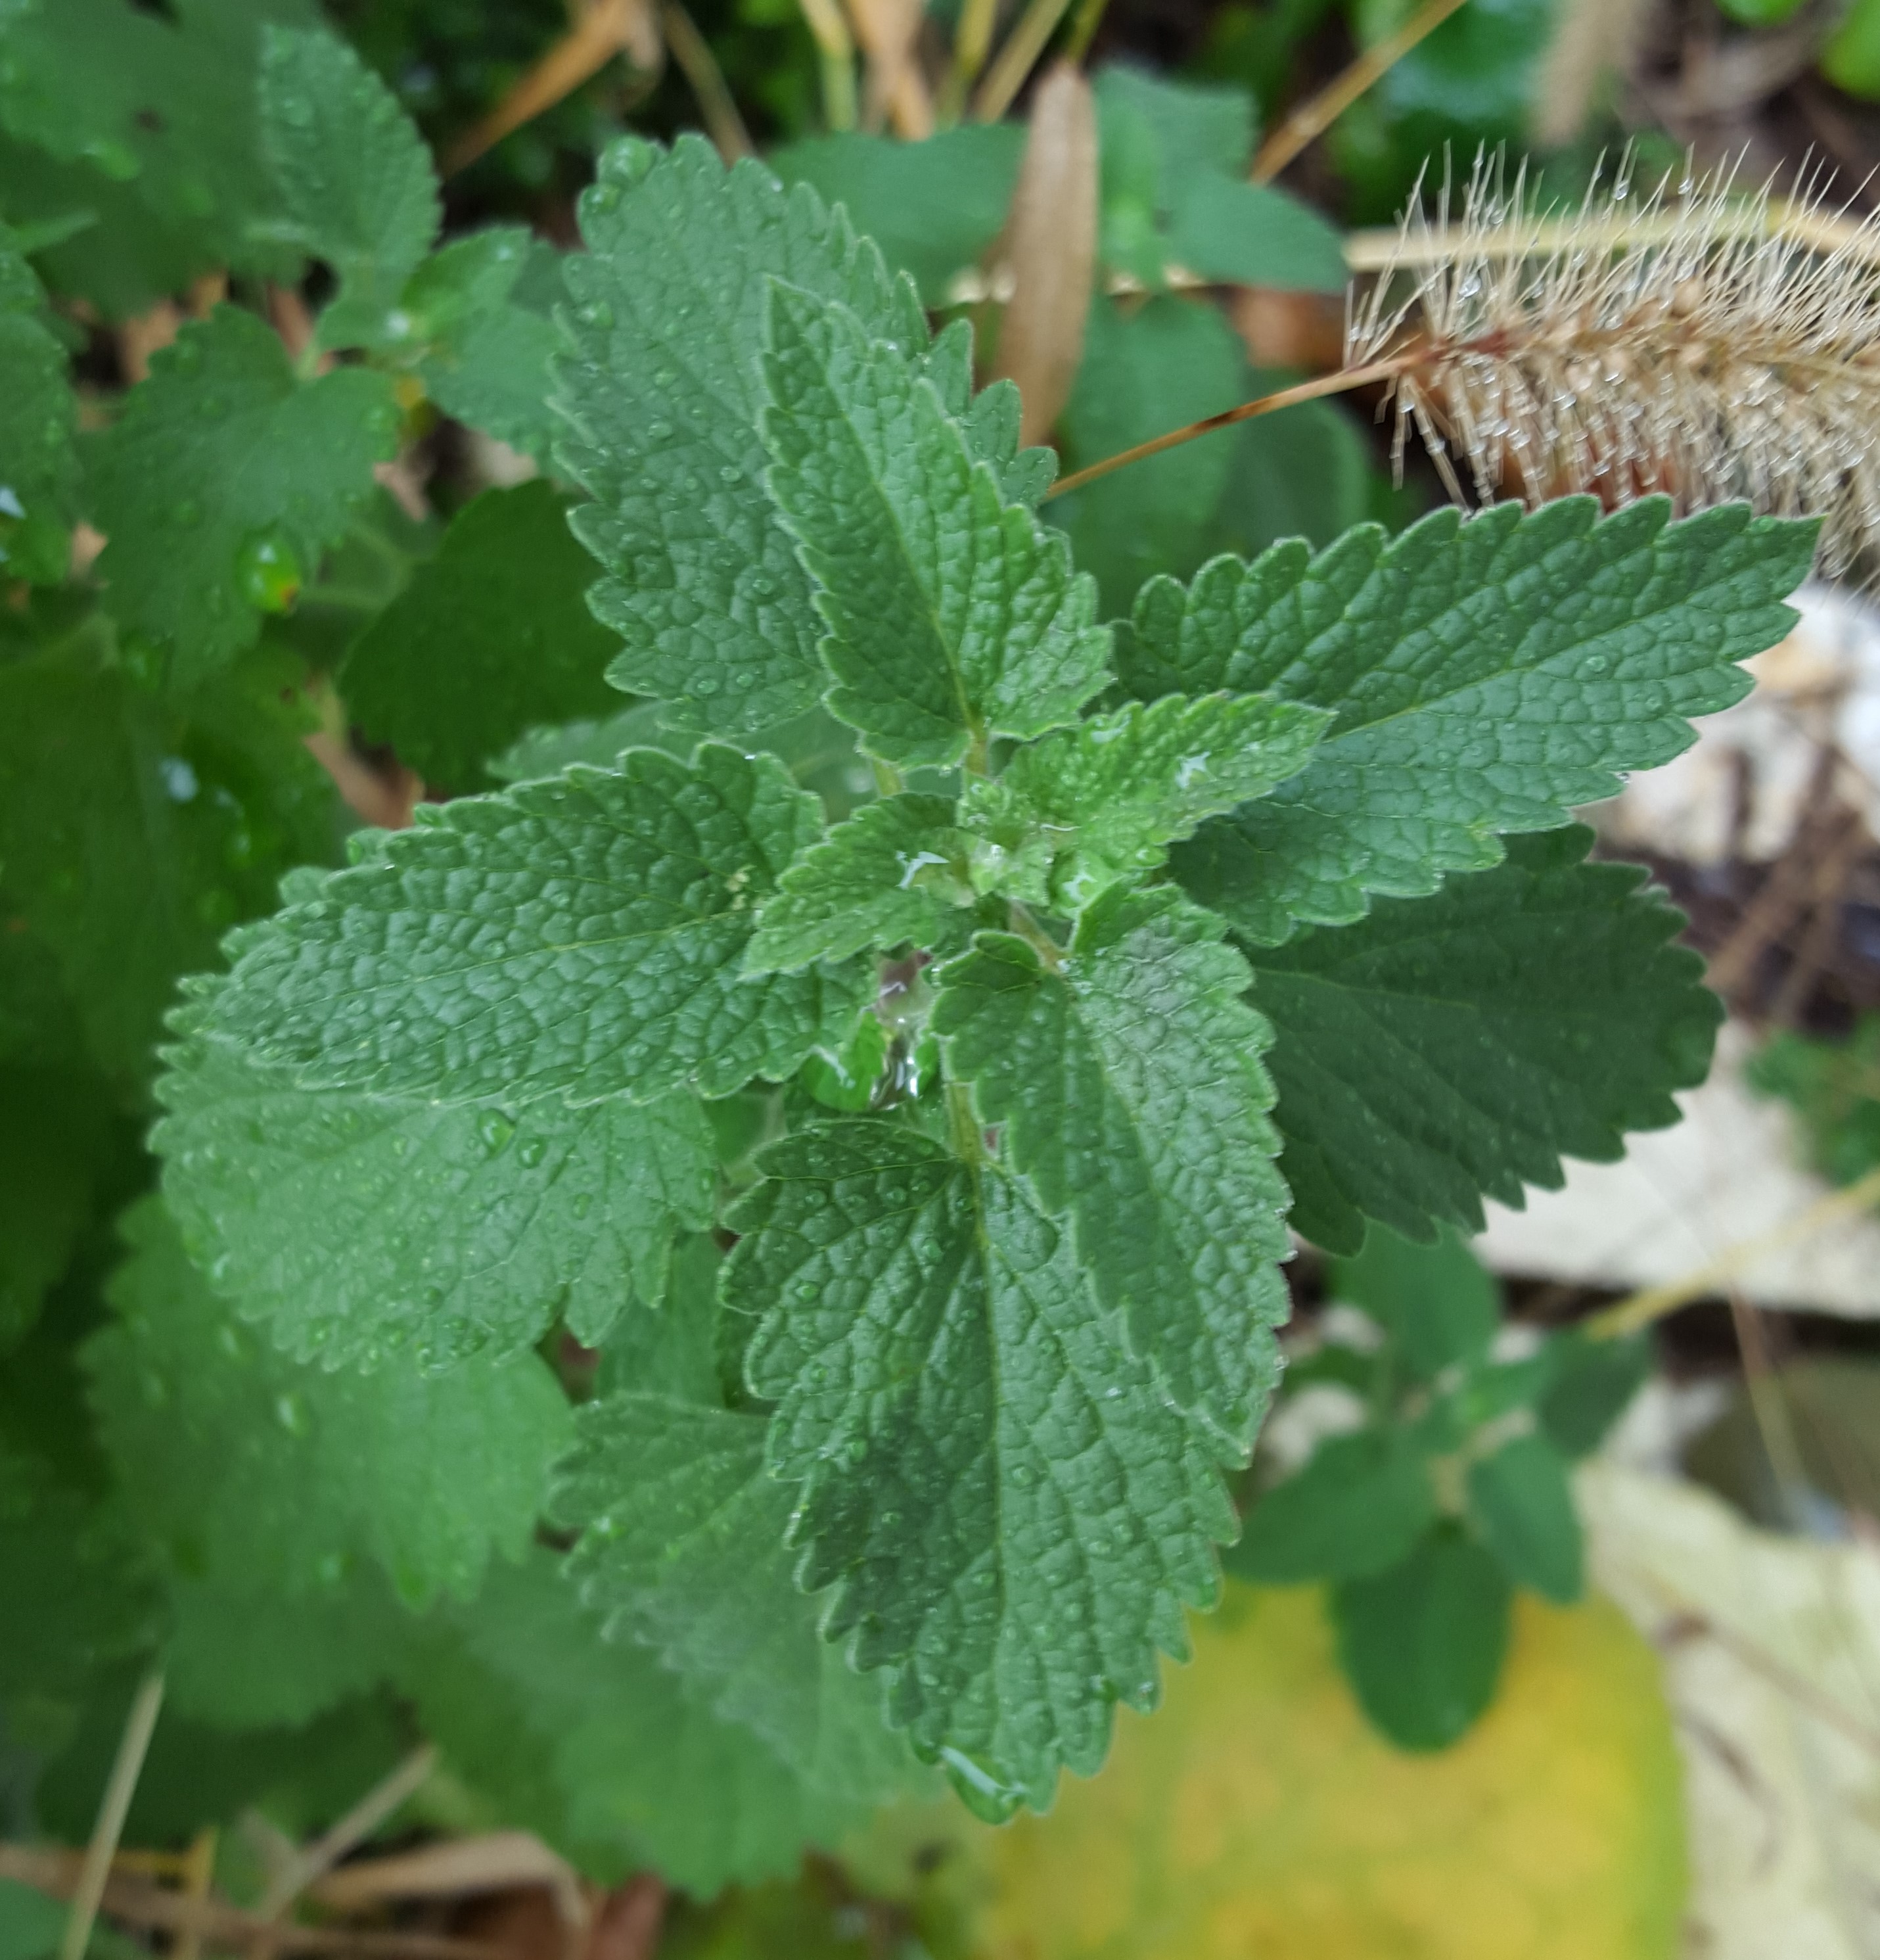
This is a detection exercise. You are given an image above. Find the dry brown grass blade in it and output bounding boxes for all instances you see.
[0,1846,505,1960]
[971,0,1077,124]
[991,61,1099,446]
[58,1672,164,1960]
[1251,0,1468,183]
[844,0,934,136]
[310,1833,583,1923]
[258,1743,440,1923]
[1043,353,1417,498]
[1530,0,1652,147]
[659,0,754,160]
[444,0,659,176]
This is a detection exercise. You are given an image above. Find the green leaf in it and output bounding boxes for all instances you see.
[405,230,564,460]
[1055,295,1249,615]
[197,743,868,1106]
[0,646,343,1086]
[1249,827,1724,1251]
[1333,1527,1511,1750]
[85,306,400,684]
[593,1232,727,1406]
[0,0,315,315]
[1326,1224,1498,1378]
[0,1065,121,1351]
[730,1118,1233,1814]
[1166,175,1346,291]
[257,26,439,348]
[1122,499,1817,944]
[981,691,1330,909]
[0,1879,66,1960]
[933,887,1291,1439]
[1226,1428,1436,1583]
[1538,1330,1651,1460]
[87,1198,572,1606]
[1748,1013,1880,1187]
[154,1012,714,1368]
[1466,1432,1583,1603]
[555,136,929,734]
[162,1560,412,1730]
[342,482,620,793]
[556,1393,924,1804]
[745,793,971,973]
[1093,64,1256,190]
[771,128,1025,302]
[407,1547,881,1893]
[760,282,1111,767]
[0,1448,160,1705]
[0,230,77,577]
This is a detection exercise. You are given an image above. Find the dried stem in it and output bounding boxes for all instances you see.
[445,0,657,175]
[258,1744,440,1923]
[659,0,754,160]
[1251,0,1468,183]
[1583,1160,1880,1340]
[972,0,1076,122]
[59,1671,164,1960]
[1043,354,1418,499]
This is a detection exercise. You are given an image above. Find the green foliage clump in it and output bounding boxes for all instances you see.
[0,2,1816,1909]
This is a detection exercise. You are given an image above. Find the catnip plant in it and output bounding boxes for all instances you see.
[0,8,1822,1894]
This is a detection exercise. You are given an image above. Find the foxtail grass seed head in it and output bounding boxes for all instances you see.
[1348,152,1880,575]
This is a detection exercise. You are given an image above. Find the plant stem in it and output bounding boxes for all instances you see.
[59,1670,165,1960]
[946,1080,985,1166]
[971,0,1076,121]
[1043,351,1420,500]
[794,0,859,129]
[1061,0,1110,64]
[1005,901,1063,969]
[1250,0,1468,183]
[1582,1160,1880,1341]
[660,1,754,159]
[939,0,999,123]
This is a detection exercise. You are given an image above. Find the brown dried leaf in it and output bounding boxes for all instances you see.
[991,60,1097,448]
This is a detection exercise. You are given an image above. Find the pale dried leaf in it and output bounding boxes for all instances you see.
[992,61,1098,447]
[1582,1459,1880,1960]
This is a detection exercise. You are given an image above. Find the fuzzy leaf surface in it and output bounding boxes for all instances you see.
[745,792,971,973]
[258,26,439,347]
[88,1200,572,1606]
[760,284,1110,766]
[197,745,867,1105]
[555,136,929,733]
[407,1548,881,1892]
[85,307,399,682]
[1249,826,1721,1253]
[155,1013,714,1368]
[556,1393,924,1804]
[731,1119,1231,1814]
[1115,500,1816,942]
[342,481,620,793]
[933,887,1291,1439]
[982,691,1329,907]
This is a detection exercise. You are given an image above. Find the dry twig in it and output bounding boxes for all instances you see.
[58,1672,164,1960]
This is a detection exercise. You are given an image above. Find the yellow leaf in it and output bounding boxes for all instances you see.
[850,1583,1685,1959]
